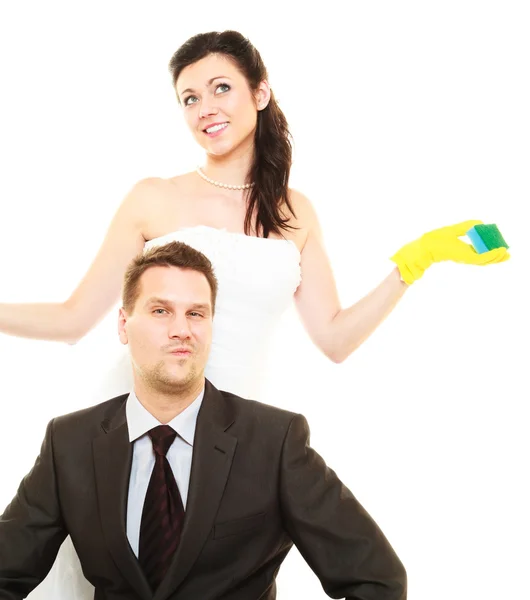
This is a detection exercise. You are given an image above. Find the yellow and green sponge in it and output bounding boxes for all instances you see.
[466,224,509,254]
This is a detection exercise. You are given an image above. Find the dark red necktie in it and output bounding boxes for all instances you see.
[138,425,185,591]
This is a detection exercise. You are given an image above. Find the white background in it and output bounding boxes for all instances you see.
[0,2,529,599]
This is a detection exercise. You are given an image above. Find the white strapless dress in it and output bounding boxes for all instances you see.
[28,225,301,600]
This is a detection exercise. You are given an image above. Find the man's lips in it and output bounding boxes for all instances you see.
[168,348,193,356]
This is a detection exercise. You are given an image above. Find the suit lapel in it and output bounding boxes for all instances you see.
[155,381,237,600]
[92,395,152,600]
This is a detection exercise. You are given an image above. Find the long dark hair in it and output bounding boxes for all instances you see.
[168,31,296,238]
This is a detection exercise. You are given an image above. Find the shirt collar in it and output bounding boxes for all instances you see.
[126,386,205,446]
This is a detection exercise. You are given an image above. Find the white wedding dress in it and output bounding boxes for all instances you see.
[28,225,302,600]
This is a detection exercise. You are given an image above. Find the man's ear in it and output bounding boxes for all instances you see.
[118,307,129,345]
[255,80,271,111]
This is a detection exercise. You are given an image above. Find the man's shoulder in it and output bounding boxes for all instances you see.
[218,389,301,427]
[52,393,129,430]
[212,388,311,449]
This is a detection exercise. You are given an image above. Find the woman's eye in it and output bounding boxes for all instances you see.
[184,95,198,106]
[215,83,230,94]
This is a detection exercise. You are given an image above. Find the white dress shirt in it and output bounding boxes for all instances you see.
[125,388,204,558]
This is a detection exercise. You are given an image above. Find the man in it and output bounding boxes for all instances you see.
[0,241,406,599]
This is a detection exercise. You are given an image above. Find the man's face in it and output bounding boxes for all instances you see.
[119,266,213,393]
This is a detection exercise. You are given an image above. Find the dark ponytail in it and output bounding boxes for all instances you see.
[168,30,296,238]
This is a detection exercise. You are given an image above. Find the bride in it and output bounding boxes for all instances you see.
[0,30,509,599]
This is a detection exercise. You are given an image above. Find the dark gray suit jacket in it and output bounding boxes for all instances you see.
[0,380,406,599]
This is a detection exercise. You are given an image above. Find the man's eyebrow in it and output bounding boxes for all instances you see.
[144,297,173,308]
[143,298,211,313]
[189,303,211,313]
[179,76,230,97]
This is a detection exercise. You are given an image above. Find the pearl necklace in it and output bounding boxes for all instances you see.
[196,167,254,190]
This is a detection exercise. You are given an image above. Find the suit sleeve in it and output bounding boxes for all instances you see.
[0,419,67,599]
[279,414,407,600]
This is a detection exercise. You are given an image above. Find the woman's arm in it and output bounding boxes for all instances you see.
[0,178,159,344]
[293,191,408,364]
[294,193,508,363]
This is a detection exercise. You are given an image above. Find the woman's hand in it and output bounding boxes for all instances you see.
[390,220,510,285]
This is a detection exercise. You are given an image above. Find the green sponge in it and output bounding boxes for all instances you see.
[466,224,509,254]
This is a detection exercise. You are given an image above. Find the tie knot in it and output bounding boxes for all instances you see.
[148,425,177,457]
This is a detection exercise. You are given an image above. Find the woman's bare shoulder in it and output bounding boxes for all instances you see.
[288,187,319,228]
[129,172,195,196]
[166,171,198,191]
[123,172,198,239]
[123,172,195,212]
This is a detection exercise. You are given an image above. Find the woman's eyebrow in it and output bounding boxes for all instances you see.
[179,76,230,96]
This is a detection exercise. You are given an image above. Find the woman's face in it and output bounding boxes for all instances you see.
[176,53,269,158]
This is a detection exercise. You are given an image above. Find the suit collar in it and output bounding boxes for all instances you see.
[93,382,237,600]
[154,379,237,600]
[93,395,153,600]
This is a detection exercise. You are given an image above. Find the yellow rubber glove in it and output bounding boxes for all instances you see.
[390,220,510,285]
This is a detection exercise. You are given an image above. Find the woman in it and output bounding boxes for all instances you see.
[0,30,508,599]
